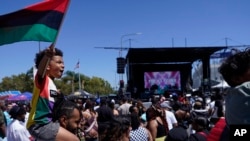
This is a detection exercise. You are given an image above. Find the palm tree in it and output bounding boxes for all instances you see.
[61,70,76,93]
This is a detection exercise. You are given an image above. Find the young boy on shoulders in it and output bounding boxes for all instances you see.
[26,44,79,141]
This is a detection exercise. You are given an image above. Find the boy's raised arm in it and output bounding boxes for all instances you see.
[37,43,55,79]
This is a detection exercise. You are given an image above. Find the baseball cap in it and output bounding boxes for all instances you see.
[160,101,172,109]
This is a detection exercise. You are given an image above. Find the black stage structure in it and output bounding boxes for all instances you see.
[125,46,227,99]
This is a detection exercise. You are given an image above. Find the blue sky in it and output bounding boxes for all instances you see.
[1,0,250,89]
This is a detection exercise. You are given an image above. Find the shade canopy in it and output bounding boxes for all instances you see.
[212,81,229,88]
[66,90,95,100]
[7,92,32,101]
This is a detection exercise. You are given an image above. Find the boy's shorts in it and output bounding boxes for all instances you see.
[28,121,60,141]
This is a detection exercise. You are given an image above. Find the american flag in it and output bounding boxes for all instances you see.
[74,61,80,70]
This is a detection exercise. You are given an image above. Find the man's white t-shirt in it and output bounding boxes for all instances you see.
[7,119,31,141]
[165,110,177,130]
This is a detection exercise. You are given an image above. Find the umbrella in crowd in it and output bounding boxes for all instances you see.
[66,90,95,100]
[21,92,33,98]
[0,95,10,100]
[0,90,21,96]
[7,91,32,101]
[0,90,21,100]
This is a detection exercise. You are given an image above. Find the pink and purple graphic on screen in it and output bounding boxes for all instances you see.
[144,71,181,91]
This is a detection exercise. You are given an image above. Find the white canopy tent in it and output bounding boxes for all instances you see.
[212,80,230,88]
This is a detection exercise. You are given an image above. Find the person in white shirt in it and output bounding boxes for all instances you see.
[160,101,178,130]
[7,105,32,141]
[19,103,30,127]
[117,97,132,115]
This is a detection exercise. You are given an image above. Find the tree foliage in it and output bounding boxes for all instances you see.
[0,69,115,96]
[0,67,33,92]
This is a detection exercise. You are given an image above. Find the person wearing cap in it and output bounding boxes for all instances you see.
[7,105,32,141]
[160,101,178,130]
[190,100,210,121]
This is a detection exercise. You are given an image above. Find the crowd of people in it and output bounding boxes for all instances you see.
[0,45,250,141]
[0,87,226,141]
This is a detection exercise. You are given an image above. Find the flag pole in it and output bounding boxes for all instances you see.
[72,72,75,94]
[77,59,81,91]
[78,67,81,91]
[74,59,81,91]
[42,0,71,78]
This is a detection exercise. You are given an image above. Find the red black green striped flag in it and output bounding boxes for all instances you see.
[0,0,70,46]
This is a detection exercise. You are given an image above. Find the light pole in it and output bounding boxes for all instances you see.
[119,32,141,81]
[120,32,141,57]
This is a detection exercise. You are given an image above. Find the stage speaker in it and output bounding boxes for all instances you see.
[117,57,125,74]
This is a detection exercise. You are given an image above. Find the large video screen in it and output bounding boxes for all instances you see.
[144,71,181,94]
